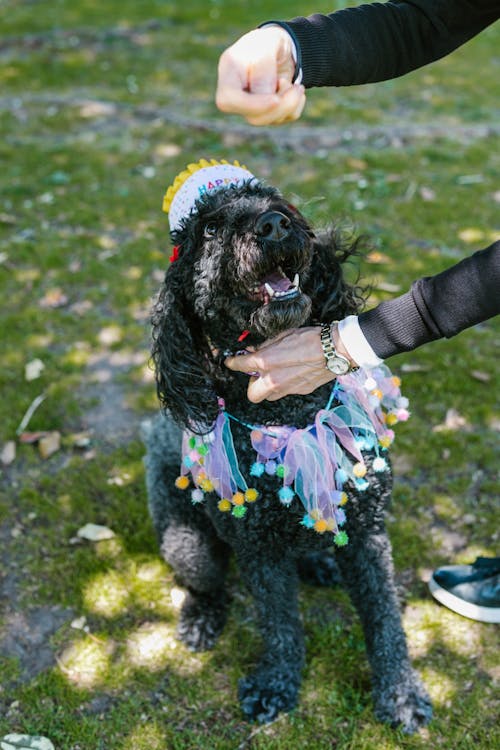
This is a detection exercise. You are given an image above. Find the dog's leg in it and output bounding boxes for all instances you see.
[162,519,230,653]
[298,549,343,587]
[236,553,304,724]
[335,510,432,734]
[143,416,230,652]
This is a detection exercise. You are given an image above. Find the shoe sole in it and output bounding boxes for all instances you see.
[428,577,500,623]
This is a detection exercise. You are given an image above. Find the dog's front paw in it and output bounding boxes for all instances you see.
[177,590,228,652]
[373,672,432,734]
[238,668,300,723]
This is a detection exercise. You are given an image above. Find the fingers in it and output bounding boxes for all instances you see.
[246,375,279,403]
[215,27,306,126]
[245,367,335,403]
[216,72,304,126]
[225,352,261,375]
[244,84,306,127]
[224,328,331,402]
[216,87,279,118]
[216,51,280,116]
[224,331,291,374]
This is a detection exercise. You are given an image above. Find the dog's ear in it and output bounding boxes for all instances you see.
[151,260,218,433]
[306,226,367,322]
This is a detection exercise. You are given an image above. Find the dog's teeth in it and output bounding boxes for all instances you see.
[264,283,275,298]
[293,273,299,288]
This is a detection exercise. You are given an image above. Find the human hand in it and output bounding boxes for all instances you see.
[225,327,334,402]
[216,26,306,126]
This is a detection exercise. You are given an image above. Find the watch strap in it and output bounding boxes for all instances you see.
[320,322,357,373]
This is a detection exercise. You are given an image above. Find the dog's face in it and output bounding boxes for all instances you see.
[152,180,364,430]
[173,181,316,345]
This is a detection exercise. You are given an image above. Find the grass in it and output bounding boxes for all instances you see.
[0,1,499,748]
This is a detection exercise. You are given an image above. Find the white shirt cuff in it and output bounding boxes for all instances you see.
[338,315,384,369]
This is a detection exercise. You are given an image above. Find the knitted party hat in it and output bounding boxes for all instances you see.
[163,158,255,233]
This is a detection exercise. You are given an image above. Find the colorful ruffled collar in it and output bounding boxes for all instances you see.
[174,365,409,546]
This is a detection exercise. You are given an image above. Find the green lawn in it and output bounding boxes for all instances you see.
[0,2,498,748]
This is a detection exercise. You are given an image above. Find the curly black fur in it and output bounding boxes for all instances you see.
[152,181,366,433]
[144,180,432,732]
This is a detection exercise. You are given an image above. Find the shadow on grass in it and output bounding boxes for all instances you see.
[1,438,498,749]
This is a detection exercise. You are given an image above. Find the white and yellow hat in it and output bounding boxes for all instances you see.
[163,158,255,233]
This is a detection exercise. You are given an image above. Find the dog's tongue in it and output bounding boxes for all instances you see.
[261,271,293,293]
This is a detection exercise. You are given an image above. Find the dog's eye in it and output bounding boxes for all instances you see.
[204,222,218,238]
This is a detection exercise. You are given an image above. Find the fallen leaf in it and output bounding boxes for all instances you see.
[155,143,181,158]
[376,281,401,293]
[38,192,54,204]
[18,431,48,444]
[124,265,142,280]
[432,408,468,432]
[419,186,435,201]
[25,358,45,381]
[366,251,391,264]
[0,213,17,225]
[77,523,115,541]
[38,431,61,459]
[97,233,118,250]
[141,165,156,179]
[458,228,485,243]
[107,473,132,486]
[66,431,92,449]
[70,616,87,630]
[470,370,491,383]
[152,268,165,283]
[79,100,117,118]
[98,325,123,345]
[39,288,69,308]
[69,299,93,316]
[400,363,430,373]
[1,441,16,465]
[1,735,55,750]
[346,157,368,170]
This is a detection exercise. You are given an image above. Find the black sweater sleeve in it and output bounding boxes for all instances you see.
[358,242,500,359]
[282,0,499,87]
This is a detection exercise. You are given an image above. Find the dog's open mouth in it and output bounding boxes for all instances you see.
[250,267,300,304]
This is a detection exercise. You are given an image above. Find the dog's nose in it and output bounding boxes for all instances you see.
[255,211,291,241]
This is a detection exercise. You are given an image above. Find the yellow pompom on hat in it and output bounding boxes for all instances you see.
[163,158,255,233]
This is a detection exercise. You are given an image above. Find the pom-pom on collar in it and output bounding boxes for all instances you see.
[163,158,255,233]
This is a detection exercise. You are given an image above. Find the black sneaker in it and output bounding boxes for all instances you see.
[428,556,500,623]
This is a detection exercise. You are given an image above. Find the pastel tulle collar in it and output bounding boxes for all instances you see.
[174,365,409,546]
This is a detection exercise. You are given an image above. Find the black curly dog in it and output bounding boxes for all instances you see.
[143,179,432,732]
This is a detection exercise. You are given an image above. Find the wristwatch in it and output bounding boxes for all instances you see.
[320,322,356,376]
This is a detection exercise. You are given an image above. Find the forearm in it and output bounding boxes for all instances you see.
[357,242,500,359]
[280,0,499,88]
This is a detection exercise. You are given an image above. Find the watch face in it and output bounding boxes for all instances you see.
[327,356,350,375]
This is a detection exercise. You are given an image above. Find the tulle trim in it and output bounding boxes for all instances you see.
[174,365,409,543]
